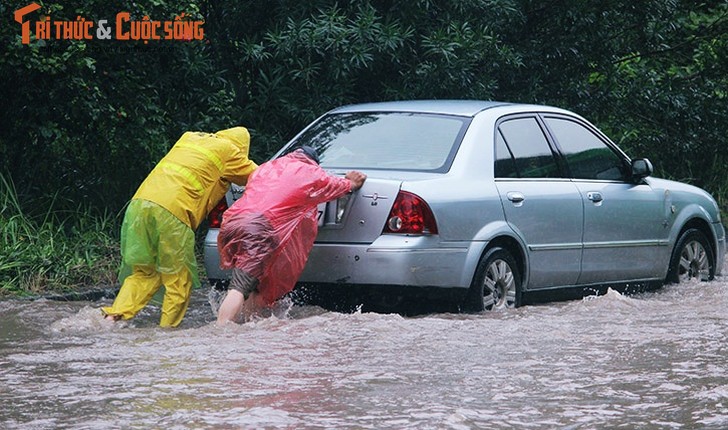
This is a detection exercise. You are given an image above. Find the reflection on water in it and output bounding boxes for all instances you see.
[2,270,728,429]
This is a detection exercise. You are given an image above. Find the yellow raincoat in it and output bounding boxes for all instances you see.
[102,127,257,327]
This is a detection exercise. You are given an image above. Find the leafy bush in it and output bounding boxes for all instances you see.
[0,174,119,297]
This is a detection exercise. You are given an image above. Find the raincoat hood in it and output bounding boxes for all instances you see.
[215,127,251,152]
[133,128,257,230]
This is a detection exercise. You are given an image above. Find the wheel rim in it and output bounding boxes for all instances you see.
[678,239,711,281]
[483,258,516,310]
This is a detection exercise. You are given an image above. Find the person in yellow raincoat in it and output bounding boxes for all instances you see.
[102,127,257,327]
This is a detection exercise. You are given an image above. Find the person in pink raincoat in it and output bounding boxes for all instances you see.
[216,146,367,324]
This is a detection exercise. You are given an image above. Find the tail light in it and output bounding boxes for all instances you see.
[383,191,438,235]
[208,198,228,228]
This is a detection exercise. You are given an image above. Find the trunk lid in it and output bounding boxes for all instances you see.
[228,177,402,244]
[316,177,402,244]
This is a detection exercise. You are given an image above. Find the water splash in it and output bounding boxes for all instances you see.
[49,306,128,333]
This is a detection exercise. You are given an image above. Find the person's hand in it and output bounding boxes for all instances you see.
[345,171,367,191]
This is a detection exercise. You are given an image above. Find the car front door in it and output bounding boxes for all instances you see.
[494,116,583,289]
[542,115,667,284]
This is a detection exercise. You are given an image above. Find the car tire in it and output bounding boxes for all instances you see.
[666,228,715,283]
[462,246,522,312]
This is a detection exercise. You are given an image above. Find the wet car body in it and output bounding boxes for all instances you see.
[205,100,726,313]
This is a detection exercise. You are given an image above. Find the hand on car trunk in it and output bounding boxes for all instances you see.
[346,171,367,191]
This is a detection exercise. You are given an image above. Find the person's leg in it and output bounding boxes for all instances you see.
[102,200,161,321]
[102,265,162,320]
[216,289,246,325]
[159,269,193,328]
[241,290,264,318]
[216,269,259,325]
[155,206,198,327]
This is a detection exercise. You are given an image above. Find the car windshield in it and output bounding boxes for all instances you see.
[288,112,471,172]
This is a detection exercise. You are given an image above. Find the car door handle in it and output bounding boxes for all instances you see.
[587,192,603,203]
[507,192,525,203]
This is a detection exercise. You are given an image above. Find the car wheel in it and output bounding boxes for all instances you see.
[667,228,715,283]
[462,246,522,312]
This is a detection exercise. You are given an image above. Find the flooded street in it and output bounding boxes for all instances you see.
[2,266,728,429]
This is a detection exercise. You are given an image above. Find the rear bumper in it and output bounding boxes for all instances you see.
[203,229,229,281]
[301,235,472,288]
[204,229,479,289]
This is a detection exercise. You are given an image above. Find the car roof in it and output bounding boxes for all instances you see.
[328,100,514,116]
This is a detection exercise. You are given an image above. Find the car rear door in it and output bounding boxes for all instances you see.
[542,115,666,283]
[494,115,584,289]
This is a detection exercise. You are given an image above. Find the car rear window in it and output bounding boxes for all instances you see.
[288,112,471,172]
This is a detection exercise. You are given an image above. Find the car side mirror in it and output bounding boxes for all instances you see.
[631,158,653,181]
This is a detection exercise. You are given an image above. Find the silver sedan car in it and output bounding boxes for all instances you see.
[204,100,725,313]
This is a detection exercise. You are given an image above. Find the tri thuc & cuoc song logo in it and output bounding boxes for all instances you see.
[14,2,205,45]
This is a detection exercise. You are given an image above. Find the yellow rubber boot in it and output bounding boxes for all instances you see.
[102,265,162,320]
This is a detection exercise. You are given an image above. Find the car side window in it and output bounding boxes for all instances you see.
[495,131,518,178]
[497,117,560,178]
[545,117,628,181]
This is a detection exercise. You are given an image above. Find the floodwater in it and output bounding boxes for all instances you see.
[2,267,728,429]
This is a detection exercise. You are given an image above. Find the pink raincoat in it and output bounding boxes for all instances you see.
[218,150,352,305]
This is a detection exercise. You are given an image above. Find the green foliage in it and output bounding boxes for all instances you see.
[0,0,242,212]
[0,174,120,297]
